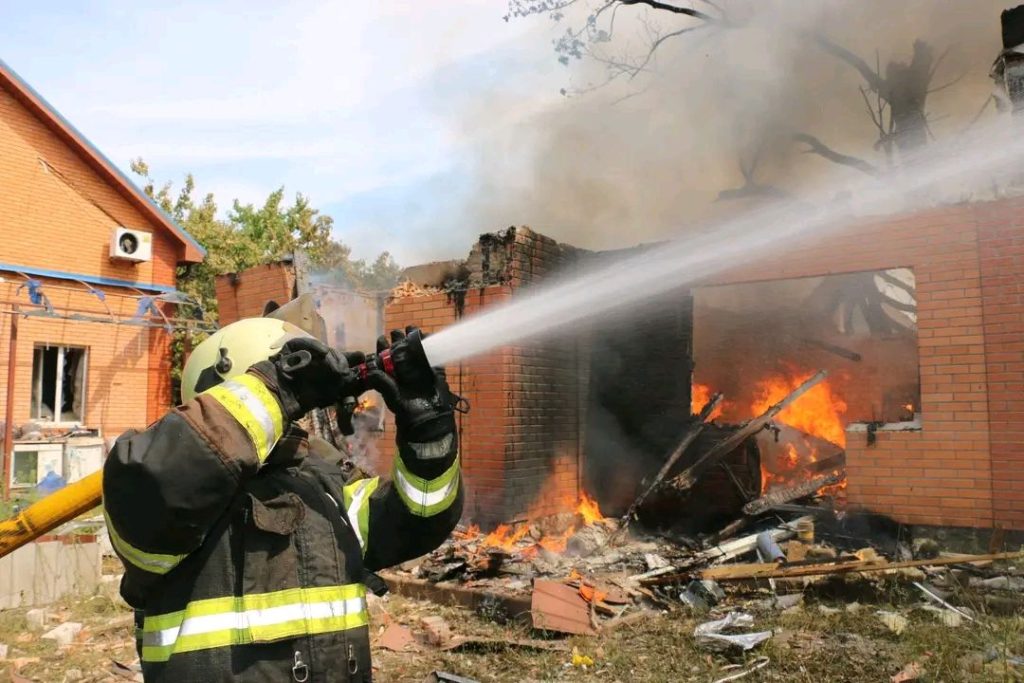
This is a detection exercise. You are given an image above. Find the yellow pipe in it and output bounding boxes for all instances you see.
[0,471,103,557]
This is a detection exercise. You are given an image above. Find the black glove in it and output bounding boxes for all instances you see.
[365,327,458,451]
[265,337,362,421]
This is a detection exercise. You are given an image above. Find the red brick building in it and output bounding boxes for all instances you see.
[380,205,1022,532]
[0,58,204,486]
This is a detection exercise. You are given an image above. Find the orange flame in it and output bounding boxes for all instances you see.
[750,372,848,447]
[470,491,609,556]
[691,383,724,419]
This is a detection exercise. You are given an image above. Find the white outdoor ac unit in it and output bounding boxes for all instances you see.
[110,227,153,262]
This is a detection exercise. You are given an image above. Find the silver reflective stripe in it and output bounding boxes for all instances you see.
[220,379,279,456]
[393,466,458,508]
[408,433,454,460]
[141,596,367,648]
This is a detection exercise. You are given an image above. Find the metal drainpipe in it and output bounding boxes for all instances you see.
[3,304,19,502]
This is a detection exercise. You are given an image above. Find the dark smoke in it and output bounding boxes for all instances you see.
[468,0,1009,248]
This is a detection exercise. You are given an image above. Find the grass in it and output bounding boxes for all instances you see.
[0,577,1019,682]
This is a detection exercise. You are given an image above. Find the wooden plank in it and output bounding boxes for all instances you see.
[700,550,1024,582]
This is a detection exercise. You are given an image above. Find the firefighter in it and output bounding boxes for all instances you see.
[102,317,462,682]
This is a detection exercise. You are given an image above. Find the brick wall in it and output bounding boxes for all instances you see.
[375,228,585,526]
[976,198,1024,529]
[214,262,296,325]
[694,200,1024,529]
[0,282,160,438]
[0,79,182,440]
[375,286,513,525]
[0,86,178,286]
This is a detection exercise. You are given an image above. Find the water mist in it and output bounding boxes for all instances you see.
[421,119,1024,368]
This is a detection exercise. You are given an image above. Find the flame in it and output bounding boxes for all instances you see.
[354,397,377,414]
[691,383,724,419]
[469,490,609,556]
[750,371,848,447]
[579,583,608,604]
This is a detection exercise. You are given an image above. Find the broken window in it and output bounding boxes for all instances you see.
[30,345,88,423]
[692,268,920,428]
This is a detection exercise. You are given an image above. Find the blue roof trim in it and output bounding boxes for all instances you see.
[0,58,206,258]
[0,263,176,293]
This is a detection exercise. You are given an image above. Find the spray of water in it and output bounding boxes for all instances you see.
[422,119,1024,367]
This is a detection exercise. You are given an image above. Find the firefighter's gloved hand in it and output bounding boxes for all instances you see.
[366,328,457,462]
[267,337,362,421]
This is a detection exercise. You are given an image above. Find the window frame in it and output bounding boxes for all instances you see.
[30,344,88,426]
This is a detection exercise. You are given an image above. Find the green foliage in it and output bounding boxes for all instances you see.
[130,160,402,392]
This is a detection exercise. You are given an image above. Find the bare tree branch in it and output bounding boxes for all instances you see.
[927,71,966,94]
[807,32,885,94]
[619,0,718,22]
[793,133,880,176]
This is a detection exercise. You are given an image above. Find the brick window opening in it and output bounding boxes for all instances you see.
[30,345,88,424]
[692,269,920,484]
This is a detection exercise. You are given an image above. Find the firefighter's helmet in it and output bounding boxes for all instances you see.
[180,318,310,402]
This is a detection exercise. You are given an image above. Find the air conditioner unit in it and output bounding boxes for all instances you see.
[110,227,152,262]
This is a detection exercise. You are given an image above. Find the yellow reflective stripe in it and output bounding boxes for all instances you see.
[392,453,460,517]
[141,584,368,663]
[103,509,186,575]
[203,374,284,462]
[341,477,380,554]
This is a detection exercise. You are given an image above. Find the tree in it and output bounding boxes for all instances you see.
[510,1,970,180]
[131,161,403,393]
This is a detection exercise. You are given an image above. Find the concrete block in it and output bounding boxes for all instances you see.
[26,608,46,631]
[41,622,82,648]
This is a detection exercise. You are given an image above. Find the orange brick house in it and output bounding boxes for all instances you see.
[0,59,204,490]
[381,211,1023,533]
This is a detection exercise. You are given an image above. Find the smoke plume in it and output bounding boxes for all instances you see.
[466,0,1009,249]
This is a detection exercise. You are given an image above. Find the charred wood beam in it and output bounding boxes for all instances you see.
[807,450,846,474]
[742,471,844,516]
[799,337,862,362]
[668,371,828,492]
[609,393,724,544]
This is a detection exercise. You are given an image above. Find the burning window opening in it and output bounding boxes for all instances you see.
[690,268,920,503]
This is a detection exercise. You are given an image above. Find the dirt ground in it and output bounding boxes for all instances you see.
[1,578,1021,683]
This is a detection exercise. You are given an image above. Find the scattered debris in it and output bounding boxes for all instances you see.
[26,608,47,631]
[890,661,925,682]
[423,672,480,683]
[712,657,770,683]
[41,621,82,648]
[694,612,772,652]
[378,623,416,652]
[680,579,725,610]
[420,616,452,647]
[531,580,596,636]
[876,611,908,636]
[913,581,975,623]
[570,646,594,668]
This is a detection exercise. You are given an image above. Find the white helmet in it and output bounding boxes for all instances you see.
[180,317,310,402]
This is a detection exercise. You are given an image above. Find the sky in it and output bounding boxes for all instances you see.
[0,1,567,264]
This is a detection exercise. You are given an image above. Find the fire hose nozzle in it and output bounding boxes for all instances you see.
[351,328,430,389]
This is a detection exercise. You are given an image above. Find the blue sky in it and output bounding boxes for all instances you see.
[1,1,568,264]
